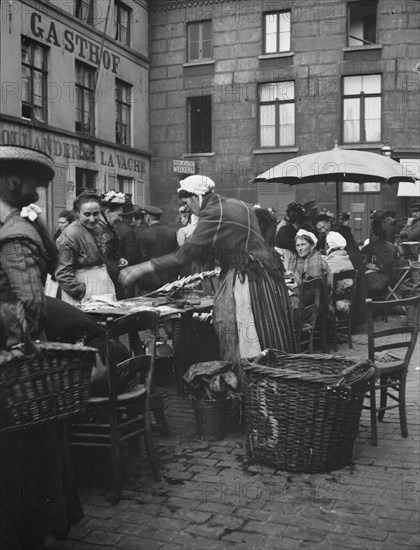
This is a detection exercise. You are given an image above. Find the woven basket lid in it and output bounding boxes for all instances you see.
[0,146,55,185]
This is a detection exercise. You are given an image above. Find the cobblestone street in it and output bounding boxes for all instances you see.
[47,321,420,550]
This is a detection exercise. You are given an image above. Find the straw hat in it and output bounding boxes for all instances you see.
[0,145,55,184]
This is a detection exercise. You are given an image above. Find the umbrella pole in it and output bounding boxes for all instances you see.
[335,180,340,218]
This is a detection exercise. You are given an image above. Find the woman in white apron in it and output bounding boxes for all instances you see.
[55,192,116,305]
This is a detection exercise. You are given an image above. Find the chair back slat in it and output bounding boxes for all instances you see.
[366,296,420,365]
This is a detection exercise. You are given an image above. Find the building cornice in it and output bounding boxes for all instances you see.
[149,0,236,12]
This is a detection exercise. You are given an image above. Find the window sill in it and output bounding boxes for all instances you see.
[258,52,294,60]
[253,147,299,155]
[183,60,216,68]
[182,152,215,158]
[343,44,383,52]
[340,143,383,150]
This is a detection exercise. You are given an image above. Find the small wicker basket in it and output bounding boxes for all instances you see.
[243,350,376,473]
[0,341,97,433]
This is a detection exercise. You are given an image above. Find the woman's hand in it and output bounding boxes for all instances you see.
[119,261,153,288]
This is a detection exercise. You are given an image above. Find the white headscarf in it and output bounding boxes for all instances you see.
[295,228,318,248]
[178,175,215,196]
[326,231,347,250]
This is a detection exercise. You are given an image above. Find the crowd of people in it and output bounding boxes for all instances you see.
[1,145,419,548]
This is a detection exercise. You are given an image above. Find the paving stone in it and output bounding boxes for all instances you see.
[184,523,226,539]
[197,501,237,514]
[82,531,124,546]
[242,520,285,536]
[347,526,389,541]
[283,526,328,543]
[209,513,245,530]
[172,509,213,523]
[166,496,202,509]
[116,536,163,550]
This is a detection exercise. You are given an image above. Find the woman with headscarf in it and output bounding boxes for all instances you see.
[275,204,307,272]
[291,229,330,306]
[314,213,367,327]
[324,231,355,289]
[324,231,355,314]
[0,146,83,549]
[55,191,116,304]
[120,175,296,370]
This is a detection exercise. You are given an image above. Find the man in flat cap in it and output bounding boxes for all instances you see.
[400,202,420,242]
[135,205,178,293]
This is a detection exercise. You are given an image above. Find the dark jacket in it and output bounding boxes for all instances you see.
[114,220,143,265]
[137,222,178,291]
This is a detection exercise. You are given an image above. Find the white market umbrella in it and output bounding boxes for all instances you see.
[251,143,418,186]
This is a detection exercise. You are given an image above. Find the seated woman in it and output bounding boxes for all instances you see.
[324,231,355,313]
[275,204,306,272]
[361,219,398,298]
[290,229,330,309]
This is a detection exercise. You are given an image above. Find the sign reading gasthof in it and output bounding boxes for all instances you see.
[173,160,196,174]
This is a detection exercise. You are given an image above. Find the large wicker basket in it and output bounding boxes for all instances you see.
[243,350,376,473]
[0,341,97,433]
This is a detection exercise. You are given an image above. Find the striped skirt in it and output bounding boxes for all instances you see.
[212,267,296,375]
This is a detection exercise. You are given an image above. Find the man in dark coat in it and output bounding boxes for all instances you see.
[135,205,178,293]
[113,203,144,297]
[115,203,144,265]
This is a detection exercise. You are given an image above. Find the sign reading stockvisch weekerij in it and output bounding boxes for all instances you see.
[28,11,120,74]
[173,160,196,174]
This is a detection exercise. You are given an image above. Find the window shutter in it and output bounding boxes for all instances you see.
[257,181,295,220]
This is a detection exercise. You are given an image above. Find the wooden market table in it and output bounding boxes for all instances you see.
[79,292,215,396]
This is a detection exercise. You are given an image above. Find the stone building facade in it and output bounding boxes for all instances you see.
[1,0,149,229]
[149,0,420,241]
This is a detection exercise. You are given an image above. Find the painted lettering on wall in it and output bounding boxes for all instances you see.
[99,151,145,173]
[30,12,120,74]
[0,127,145,174]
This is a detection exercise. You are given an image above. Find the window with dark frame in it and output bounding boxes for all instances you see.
[115,79,131,145]
[76,167,97,197]
[21,37,47,122]
[263,11,291,54]
[342,74,381,143]
[348,0,377,46]
[187,20,212,62]
[114,1,130,46]
[117,175,134,196]
[258,82,295,148]
[75,0,94,25]
[342,181,381,193]
[75,62,96,135]
[188,96,212,154]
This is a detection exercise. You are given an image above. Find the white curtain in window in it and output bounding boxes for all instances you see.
[343,98,360,142]
[364,96,381,141]
[260,105,275,146]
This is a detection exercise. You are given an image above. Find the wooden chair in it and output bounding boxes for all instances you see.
[296,278,327,354]
[331,269,356,351]
[69,311,162,503]
[363,295,420,446]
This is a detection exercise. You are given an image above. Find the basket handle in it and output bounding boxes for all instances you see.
[334,360,376,389]
[16,301,41,356]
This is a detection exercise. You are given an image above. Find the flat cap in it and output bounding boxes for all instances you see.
[0,145,55,185]
[121,203,140,216]
[143,205,163,217]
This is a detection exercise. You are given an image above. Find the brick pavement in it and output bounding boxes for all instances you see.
[46,318,420,550]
